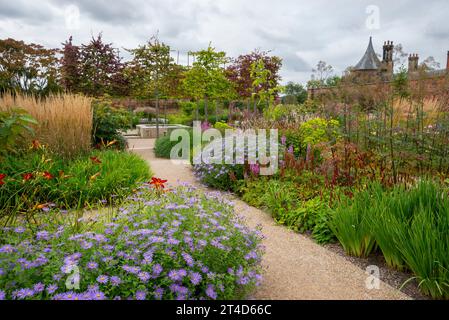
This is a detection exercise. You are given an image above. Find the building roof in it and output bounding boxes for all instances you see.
[354,37,381,71]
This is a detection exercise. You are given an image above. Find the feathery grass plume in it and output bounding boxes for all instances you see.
[0,93,92,158]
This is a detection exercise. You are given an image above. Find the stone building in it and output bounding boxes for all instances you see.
[308,38,449,100]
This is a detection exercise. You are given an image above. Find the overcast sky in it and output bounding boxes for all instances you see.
[1,0,448,84]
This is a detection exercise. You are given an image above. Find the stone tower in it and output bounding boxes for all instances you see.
[381,41,394,79]
[353,37,382,81]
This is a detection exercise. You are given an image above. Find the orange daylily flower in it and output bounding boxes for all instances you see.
[89,172,101,181]
[43,171,54,180]
[149,177,168,189]
[31,140,41,149]
[22,173,34,181]
[59,170,71,179]
[90,156,102,164]
[106,140,117,147]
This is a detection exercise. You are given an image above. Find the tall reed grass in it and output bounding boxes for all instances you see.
[0,93,92,157]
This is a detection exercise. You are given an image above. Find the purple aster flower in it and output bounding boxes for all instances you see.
[89,290,106,300]
[53,274,62,281]
[169,284,188,295]
[110,276,122,286]
[47,284,58,295]
[152,264,163,276]
[33,282,45,293]
[189,272,202,285]
[14,226,26,233]
[205,285,217,300]
[36,231,50,240]
[281,135,287,145]
[153,287,164,300]
[168,269,180,281]
[0,244,14,253]
[182,252,194,267]
[87,261,98,270]
[80,241,93,249]
[138,271,150,282]
[0,290,5,300]
[135,290,146,300]
[96,275,109,284]
[14,288,35,300]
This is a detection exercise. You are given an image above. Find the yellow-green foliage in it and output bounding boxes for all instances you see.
[299,117,340,148]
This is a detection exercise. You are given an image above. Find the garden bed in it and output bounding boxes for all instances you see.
[0,184,263,300]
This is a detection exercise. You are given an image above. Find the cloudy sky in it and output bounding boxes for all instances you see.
[0,0,448,84]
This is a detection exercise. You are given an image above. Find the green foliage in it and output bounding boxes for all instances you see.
[238,175,336,244]
[282,82,308,105]
[250,59,282,107]
[367,181,449,298]
[0,149,151,221]
[182,45,235,101]
[213,121,232,133]
[92,98,134,149]
[330,187,377,258]
[0,185,263,300]
[299,117,341,148]
[264,104,293,121]
[0,108,37,155]
[193,163,244,192]
[127,36,183,99]
[154,130,193,159]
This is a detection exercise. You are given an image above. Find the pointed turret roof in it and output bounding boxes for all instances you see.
[354,37,381,70]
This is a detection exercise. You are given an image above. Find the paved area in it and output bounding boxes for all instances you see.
[128,138,410,300]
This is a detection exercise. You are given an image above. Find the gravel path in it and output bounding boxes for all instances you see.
[128,138,411,300]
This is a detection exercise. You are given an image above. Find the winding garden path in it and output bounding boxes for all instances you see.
[128,138,410,300]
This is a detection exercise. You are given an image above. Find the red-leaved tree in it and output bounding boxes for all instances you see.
[226,50,282,99]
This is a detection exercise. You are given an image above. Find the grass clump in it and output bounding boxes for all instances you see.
[0,148,151,221]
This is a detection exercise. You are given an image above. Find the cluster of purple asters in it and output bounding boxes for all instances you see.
[0,184,263,300]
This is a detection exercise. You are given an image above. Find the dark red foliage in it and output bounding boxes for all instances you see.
[60,34,129,96]
[225,50,282,98]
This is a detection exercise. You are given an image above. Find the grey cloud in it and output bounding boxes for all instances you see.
[1,0,448,84]
[0,0,55,24]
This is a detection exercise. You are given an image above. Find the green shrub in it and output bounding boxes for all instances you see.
[92,98,134,149]
[0,184,263,300]
[193,163,244,191]
[0,149,151,220]
[167,112,193,126]
[154,130,193,159]
[239,176,335,244]
[299,117,341,149]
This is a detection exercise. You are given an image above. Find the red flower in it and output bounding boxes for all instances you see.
[149,177,168,189]
[22,173,34,181]
[43,171,54,180]
[0,174,6,185]
[90,156,102,164]
[31,140,41,149]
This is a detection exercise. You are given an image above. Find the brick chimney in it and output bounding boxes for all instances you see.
[408,53,419,73]
[381,41,394,79]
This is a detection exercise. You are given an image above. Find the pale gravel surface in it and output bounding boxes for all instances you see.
[127,138,411,300]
